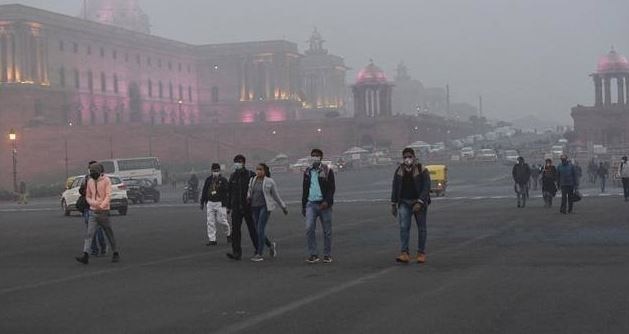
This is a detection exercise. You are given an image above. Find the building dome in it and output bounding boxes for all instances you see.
[597,48,629,74]
[356,61,388,85]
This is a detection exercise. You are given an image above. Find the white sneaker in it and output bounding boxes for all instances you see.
[250,254,264,262]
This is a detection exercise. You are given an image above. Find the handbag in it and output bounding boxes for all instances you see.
[76,196,88,213]
[572,190,582,202]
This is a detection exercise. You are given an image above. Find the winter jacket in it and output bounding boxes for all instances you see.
[200,175,229,207]
[247,176,286,212]
[557,161,578,187]
[391,163,431,206]
[620,161,629,178]
[227,168,255,211]
[512,163,531,185]
[302,164,336,210]
[541,165,558,195]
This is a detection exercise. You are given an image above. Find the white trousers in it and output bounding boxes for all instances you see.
[206,201,231,241]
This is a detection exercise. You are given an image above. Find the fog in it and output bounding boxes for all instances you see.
[2,0,628,124]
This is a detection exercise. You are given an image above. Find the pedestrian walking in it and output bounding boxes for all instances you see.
[540,159,558,208]
[247,163,288,262]
[200,163,232,246]
[597,162,609,193]
[530,164,541,191]
[226,155,274,260]
[619,156,629,202]
[75,162,120,264]
[302,148,336,264]
[391,148,431,264]
[557,154,578,214]
[512,157,531,208]
[78,160,107,256]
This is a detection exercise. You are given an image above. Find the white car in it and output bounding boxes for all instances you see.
[61,174,129,216]
[460,147,475,159]
[504,150,519,164]
[551,145,564,158]
[477,149,498,162]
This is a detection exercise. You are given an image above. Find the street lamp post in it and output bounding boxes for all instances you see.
[316,128,322,148]
[8,129,17,193]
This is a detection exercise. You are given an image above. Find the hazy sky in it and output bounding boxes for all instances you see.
[2,0,628,124]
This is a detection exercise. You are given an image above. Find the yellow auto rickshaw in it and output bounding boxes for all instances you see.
[426,164,448,197]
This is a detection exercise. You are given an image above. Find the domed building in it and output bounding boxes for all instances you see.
[352,60,394,117]
[572,48,629,147]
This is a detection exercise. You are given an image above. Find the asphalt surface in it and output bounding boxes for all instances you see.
[1,164,629,333]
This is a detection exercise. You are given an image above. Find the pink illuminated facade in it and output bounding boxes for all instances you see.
[352,61,394,118]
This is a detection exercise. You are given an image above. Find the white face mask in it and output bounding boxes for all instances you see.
[404,158,414,166]
[311,156,322,168]
[233,163,243,170]
[212,172,220,177]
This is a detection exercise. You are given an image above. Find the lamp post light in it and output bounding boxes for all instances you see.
[316,128,322,147]
[8,128,17,193]
[178,99,183,125]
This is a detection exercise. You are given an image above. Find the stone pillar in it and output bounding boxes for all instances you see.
[618,76,625,105]
[0,28,6,82]
[593,75,603,106]
[626,76,629,105]
[603,76,612,106]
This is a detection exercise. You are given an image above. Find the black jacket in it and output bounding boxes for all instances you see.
[391,163,431,206]
[512,163,531,184]
[541,165,558,195]
[227,168,255,211]
[302,164,336,210]
[200,175,229,207]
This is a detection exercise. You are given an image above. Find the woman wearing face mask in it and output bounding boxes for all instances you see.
[200,163,232,246]
[540,159,558,208]
[247,163,288,262]
[390,148,431,264]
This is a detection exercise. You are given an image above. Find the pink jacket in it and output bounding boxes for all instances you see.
[86,176,112,211]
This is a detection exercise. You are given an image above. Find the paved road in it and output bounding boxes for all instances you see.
[2,180,629,334]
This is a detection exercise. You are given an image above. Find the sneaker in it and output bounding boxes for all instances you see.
[111,252,120,263]
[206,241,218,246]
[322,256,333,264]
[306,255,320,264]
[417,252,426,264]
[226,253,241,261]
[250,254,264,262]
[226,235,233,243]
[395,252,410,264]
[75,252,89,265]
[269,242,278,258]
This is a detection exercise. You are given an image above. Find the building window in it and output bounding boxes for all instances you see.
[211,86,219,103]
[113,50,117,60]
[113,74,119,94]
[100,72,106,92]
[59,40,64,52]
[189,86,193,101]
[88,71,93,92]
[73,42,78,53]
[87,45,92,55]
[148,79,153,97]
[59,67,66,87]
[104,111,109,124]
[178,84,183,100]
[74,69,80,89]
[169,82,173,100]
[159,81,163,98]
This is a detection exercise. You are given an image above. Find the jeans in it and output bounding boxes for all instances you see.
[542,191,554,208]
[622,178,629,200]
[83,211,117,254]
[560,186,575,213]
[305,201,333,257]
[83,210,106,253]
[397,200,427,254]
[231,206,271,257]
[252,206,271,256]
[600,176,607,193]
[515,183,528,207]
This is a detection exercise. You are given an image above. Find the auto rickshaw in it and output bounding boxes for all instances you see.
[426,164,448,197]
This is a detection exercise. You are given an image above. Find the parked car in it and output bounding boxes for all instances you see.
[125,179,160,204]
[289,157,311,173]
[460,147,475,160]
[61,174,129,216]
[477,149,498,162]
[267,153,290,174]
[504,150,520,164]
[551,145,564,159]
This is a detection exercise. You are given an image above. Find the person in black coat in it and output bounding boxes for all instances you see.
[200,163,231,246]
[512,157,531,208]
[540,159,558,208]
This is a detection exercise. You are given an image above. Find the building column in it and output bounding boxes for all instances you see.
[0,29,6,82]
[603,76,612,106]
[593,75,603,106]
[625,76,629,105]
[618,76,625,105]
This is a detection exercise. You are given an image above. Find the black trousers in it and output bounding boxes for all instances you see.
[230,207,272,257]
[623,178,629,200]
[560,186,574,212]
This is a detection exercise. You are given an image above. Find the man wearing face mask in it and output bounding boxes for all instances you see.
[200,163,232,246]
[77,160,107,256]
[76,163,120,264]
[512,157,531,208]
[391,148,431,264]
[557,154,578,214]
[226,155,274,260]
[302,148,336,264]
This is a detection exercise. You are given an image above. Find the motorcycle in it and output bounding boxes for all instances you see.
[182,184,199,203]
